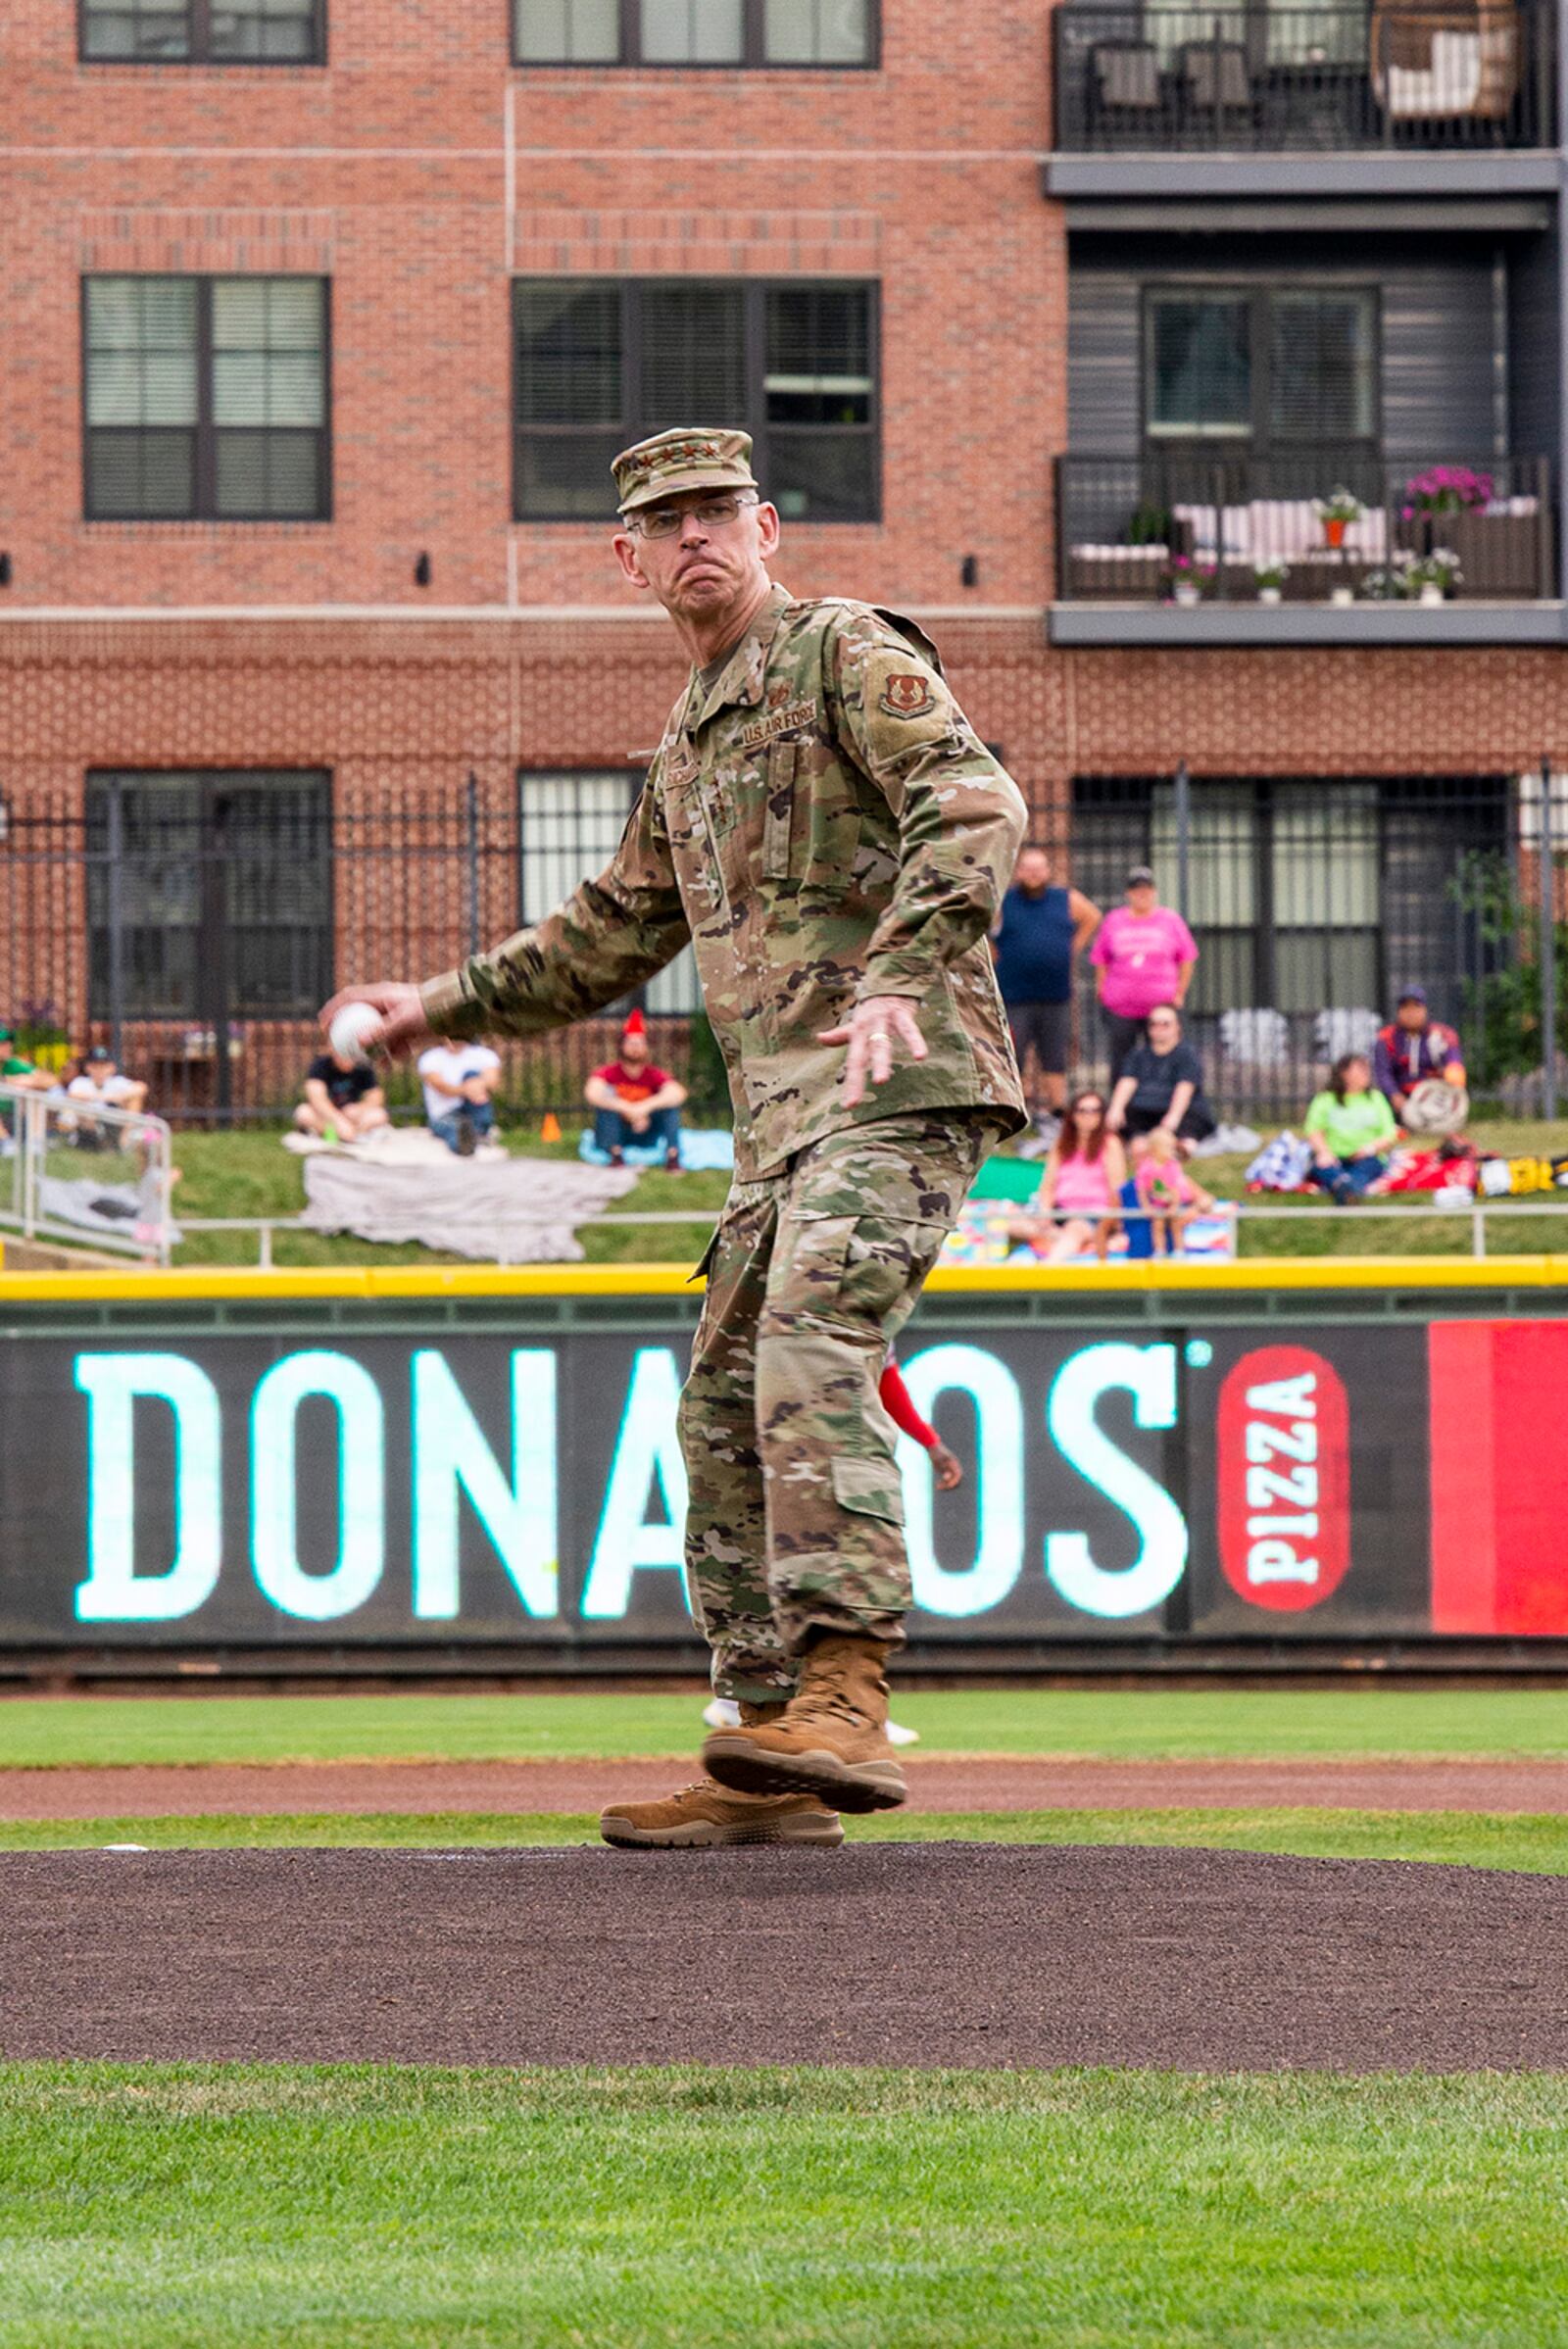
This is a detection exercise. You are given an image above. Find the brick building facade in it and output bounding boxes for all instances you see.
[2,0,1565,1114]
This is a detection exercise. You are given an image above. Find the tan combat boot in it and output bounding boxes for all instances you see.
[599,1700,844,1850]
[700,1637,906,1814]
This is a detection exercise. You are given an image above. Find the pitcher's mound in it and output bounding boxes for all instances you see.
[2,1843,1561,2071]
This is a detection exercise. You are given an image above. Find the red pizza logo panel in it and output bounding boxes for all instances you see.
[1216,1346,1351,1612]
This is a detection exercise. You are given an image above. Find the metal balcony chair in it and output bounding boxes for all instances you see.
[1087,41,1165,140]
[1177,39,1256,135]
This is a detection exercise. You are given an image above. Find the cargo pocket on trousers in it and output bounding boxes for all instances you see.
[832,1455,906,1526]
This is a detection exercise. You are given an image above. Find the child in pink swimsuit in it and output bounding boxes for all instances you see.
[1008,1089,1127,1263]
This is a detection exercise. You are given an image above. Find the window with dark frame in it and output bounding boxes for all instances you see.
[513,278,878,521]
[83,275,331,521]
[80,0,325,63]
[514,0,873,65]
[518,769,704,1013]
[1145,284,1379,458]
[1070,775,1509,1029]
[85,771,333,1024]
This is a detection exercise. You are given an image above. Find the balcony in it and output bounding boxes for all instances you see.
[1052,2,1557,156]
[1052,455,1560,641]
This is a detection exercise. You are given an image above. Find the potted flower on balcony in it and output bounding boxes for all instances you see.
[1164,554,1215,608]
[1402,465,1494,518]
[1252,559,1289,606]
[1402,549,1462,606]
[1313,487,1362,551]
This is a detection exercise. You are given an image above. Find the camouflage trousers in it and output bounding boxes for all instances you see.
[677,1109,990,1701]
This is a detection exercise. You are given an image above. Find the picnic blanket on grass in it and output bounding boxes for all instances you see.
[299,1134,636,1261]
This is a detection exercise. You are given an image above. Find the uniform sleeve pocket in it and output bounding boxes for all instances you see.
[761,740,798,880]
[832,1455,906,1526]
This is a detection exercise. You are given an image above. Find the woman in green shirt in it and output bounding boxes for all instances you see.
[1305,1053,1398,1201]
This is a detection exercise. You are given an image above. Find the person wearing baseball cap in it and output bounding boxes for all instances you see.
[1090,864,1200,1078]
[324,418,1026,1849]
[584,1007,687,1169]
[1373,987,1467,1130]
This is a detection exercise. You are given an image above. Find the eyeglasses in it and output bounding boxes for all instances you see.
[628,494,760,540]
[1075,1101,1104,1115]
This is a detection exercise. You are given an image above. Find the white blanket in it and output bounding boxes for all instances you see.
[298,1131,637,1262]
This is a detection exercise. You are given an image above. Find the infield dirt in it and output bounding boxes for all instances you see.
[3,1843,1565,2070]
[6,1755,1568,1819]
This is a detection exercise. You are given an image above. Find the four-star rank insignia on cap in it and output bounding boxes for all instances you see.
[879,672,939,719]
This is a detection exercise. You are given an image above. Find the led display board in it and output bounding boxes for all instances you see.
[0,1317,1560,1647]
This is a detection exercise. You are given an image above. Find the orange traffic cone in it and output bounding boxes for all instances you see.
[540,1111,562,1143]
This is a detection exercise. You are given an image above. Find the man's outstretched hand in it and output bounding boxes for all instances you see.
[318,983,436,1060]
[818,994,927,1108]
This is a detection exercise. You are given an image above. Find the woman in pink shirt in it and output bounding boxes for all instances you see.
[1091,864,1199,1076]
[1008,1089,1127,1263]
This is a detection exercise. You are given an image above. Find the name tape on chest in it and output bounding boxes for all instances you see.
[736,699,818,754]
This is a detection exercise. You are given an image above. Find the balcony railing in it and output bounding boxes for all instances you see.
[1055,454,1556,603]
[1054,2,1557,151]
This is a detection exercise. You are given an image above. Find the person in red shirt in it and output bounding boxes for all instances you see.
[585,1009,688,1169]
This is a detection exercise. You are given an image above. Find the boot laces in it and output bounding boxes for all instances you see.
[795,1657,868,1731]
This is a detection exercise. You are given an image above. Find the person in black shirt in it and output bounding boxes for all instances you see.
[1105,1003,1216,1150]
[294,1047,388,1146]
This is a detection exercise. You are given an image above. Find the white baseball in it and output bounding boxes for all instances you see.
[328,1002,385,1061]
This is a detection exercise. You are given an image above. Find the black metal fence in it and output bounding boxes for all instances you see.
[1056,455,1556,604]
[1053,1,1558,152]
[2,779,715,1129]
[2,770,1563,1129]
[1022,769,1565,1125]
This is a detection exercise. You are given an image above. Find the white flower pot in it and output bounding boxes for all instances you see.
[1418,583,1446,607]
[1331,587,1354,607]
[1257,586,1282,605]
[1173,584,1200,608]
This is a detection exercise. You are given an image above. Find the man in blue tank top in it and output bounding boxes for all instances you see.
[991,844,1102,1129]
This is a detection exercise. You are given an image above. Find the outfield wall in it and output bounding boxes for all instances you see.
[1,1260,1566,1671]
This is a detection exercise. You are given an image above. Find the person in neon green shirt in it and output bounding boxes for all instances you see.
[1305,1053,1398,1200]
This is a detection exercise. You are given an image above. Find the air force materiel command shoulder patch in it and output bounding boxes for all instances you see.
[879,673,940,720]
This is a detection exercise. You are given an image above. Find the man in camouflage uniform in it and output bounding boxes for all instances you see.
[326,427,1026,1848]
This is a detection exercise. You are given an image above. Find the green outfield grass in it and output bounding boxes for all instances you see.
[3,1687,1567,1771]
[1,2065,1564,2348]
[154,1116,1568,1268]
[6,1806,1568,1873]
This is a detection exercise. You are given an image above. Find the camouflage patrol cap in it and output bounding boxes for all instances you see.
[612,427,759,517]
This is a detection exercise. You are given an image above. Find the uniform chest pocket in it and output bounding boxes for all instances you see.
[760,735,858,895]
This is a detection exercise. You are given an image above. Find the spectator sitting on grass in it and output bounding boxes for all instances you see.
[0,1026,56,1093]
[1005,1088,1126,1263]
[293,1043,389,1148]
[1105,1003,1217,1153]
[1305,1053,1398,1201]
[1373,988,1466,1125]
[418,1036,502,1158]
[65,1045,149,1147]
[585,1009,687,1170]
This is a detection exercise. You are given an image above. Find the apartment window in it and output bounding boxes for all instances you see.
[85,772,333,1022]
[80,0,325,63]
[514,0,873,65]
[514,279,877,521]
[1073,776,1508,1028]
[1145,286,1378,456]
[83,276,330,521]
[519,770,702,1011]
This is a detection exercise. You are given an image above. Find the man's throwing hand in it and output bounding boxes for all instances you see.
[318,983,435,1059]
[818,995,928,1109]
